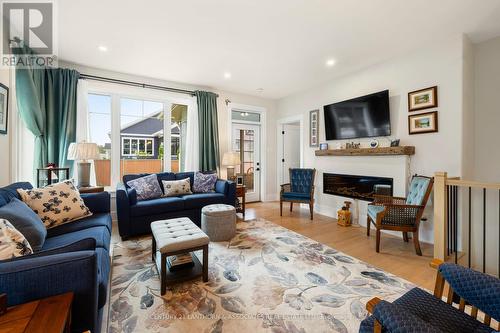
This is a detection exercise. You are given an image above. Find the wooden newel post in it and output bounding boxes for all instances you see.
[433,172,448,260]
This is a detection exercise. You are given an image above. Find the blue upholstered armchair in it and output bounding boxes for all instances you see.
[367,175,433,255]
[360,261,500,333]
[280,168,316,220]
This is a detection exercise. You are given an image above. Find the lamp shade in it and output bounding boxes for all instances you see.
[67,142,100,161]
[221,152,241,166]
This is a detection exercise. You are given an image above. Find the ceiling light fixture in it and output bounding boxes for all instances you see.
[326,59,336,67]
[256,88,264,93]
[224,72,232,79]
[98,45,108,52]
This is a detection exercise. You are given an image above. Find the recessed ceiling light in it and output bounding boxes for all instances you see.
[98,45,108,52]
[326,59,336,67]
[223,72,232,79]
[256,88,264,93]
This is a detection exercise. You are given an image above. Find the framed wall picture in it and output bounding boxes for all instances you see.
[408,111,438,135]
[309,109,319,147]
[0,83,8,135]
[408,86,437,111]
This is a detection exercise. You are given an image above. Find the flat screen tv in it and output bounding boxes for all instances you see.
[324,90,391,140]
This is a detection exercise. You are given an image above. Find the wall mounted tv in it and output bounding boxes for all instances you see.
[324,90,391,140]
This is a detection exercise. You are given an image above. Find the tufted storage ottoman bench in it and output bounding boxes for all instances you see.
[150,217,209,294]
[201,204,237,241]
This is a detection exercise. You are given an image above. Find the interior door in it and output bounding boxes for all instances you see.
[232,123,261,202]
[282,123,301,184]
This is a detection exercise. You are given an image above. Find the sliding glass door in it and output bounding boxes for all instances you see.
[87,89,192,190]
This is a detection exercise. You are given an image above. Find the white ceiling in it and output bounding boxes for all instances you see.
[58,0,500,99]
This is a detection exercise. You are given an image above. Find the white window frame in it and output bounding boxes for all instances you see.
[121,137,155,157]
[227,102,268,202]
[85,80,195,189]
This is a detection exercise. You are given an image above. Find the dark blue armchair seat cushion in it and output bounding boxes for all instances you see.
[360,287,495,333]
[42,226,111,251]
[182,193,225,209]
[130,197,185,217]
[282,192,311,200]
[0,198,47,252]
[47,213,111,238]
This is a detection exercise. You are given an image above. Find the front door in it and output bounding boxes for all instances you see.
[231,123,261,202]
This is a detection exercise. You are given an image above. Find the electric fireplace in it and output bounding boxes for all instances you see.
[323,173,393,201]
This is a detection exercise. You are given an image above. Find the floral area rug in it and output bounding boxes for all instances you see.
[108,218,414,333]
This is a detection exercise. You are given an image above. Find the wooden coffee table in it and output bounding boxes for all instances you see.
[0,292,73,333]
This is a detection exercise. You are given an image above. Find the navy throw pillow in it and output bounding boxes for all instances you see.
[0,198,47,251]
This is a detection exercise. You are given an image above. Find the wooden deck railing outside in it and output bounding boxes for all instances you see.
[94,159,179,186]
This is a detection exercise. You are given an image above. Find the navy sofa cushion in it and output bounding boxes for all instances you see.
[130,197,185,217]
[0,182,32,207]
[0,198,47,252]
[157,172,176,191]
[182,193,225,209]
[42,225,111,251]
[47,213,112,237]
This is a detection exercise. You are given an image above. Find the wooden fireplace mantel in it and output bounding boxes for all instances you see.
[315,146,415,156]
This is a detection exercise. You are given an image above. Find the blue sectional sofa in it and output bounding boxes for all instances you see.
[0,182,111,333]
[116,171,236,240]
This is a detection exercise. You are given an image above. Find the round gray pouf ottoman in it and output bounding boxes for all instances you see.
[201,204,236,241]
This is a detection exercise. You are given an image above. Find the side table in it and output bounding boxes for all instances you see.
[0,292,73,333]
[236,185,246,217]
[78,186,105,194]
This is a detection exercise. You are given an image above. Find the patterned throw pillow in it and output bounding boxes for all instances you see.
[126,174,163,201]
[193,172,218,193]
[0,219,33,260]
[162,178,192,197]
[17,180,92,229]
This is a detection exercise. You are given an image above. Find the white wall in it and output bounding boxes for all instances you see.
[276,35,467,243]
[471,36,500,274]
[0,69,11,186]
[57,61,278,200]
[474,36,500,183]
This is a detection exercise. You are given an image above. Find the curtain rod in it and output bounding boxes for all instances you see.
[79,73,197,96]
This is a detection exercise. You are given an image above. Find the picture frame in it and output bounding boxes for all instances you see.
[236,175,244,185]
[309,109,319,147]
[408,111,438,135]
[0,83,9,135]
[319,143,328,150]
[408,86,437,112]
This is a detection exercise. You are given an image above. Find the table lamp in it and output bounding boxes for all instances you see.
[221,151,241,180]
[67,142,100,187]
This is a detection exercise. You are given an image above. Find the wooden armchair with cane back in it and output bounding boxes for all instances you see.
[360,259,500,332]
[280,168,316,220]
[366,175,434,255]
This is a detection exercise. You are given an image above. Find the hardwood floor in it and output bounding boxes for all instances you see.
[243,201,436,290]
[110,201,437,290]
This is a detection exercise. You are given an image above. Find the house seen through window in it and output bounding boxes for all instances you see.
[87,93,188,188]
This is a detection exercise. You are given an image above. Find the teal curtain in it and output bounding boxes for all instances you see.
[15,61,79,174]
[195,91,220,171]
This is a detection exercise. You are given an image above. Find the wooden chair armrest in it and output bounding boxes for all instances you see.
[280,183,291,188]
[381,203,424,209]
[430,259,444,269]
[366,297,382,314]
[373,194,406,201]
